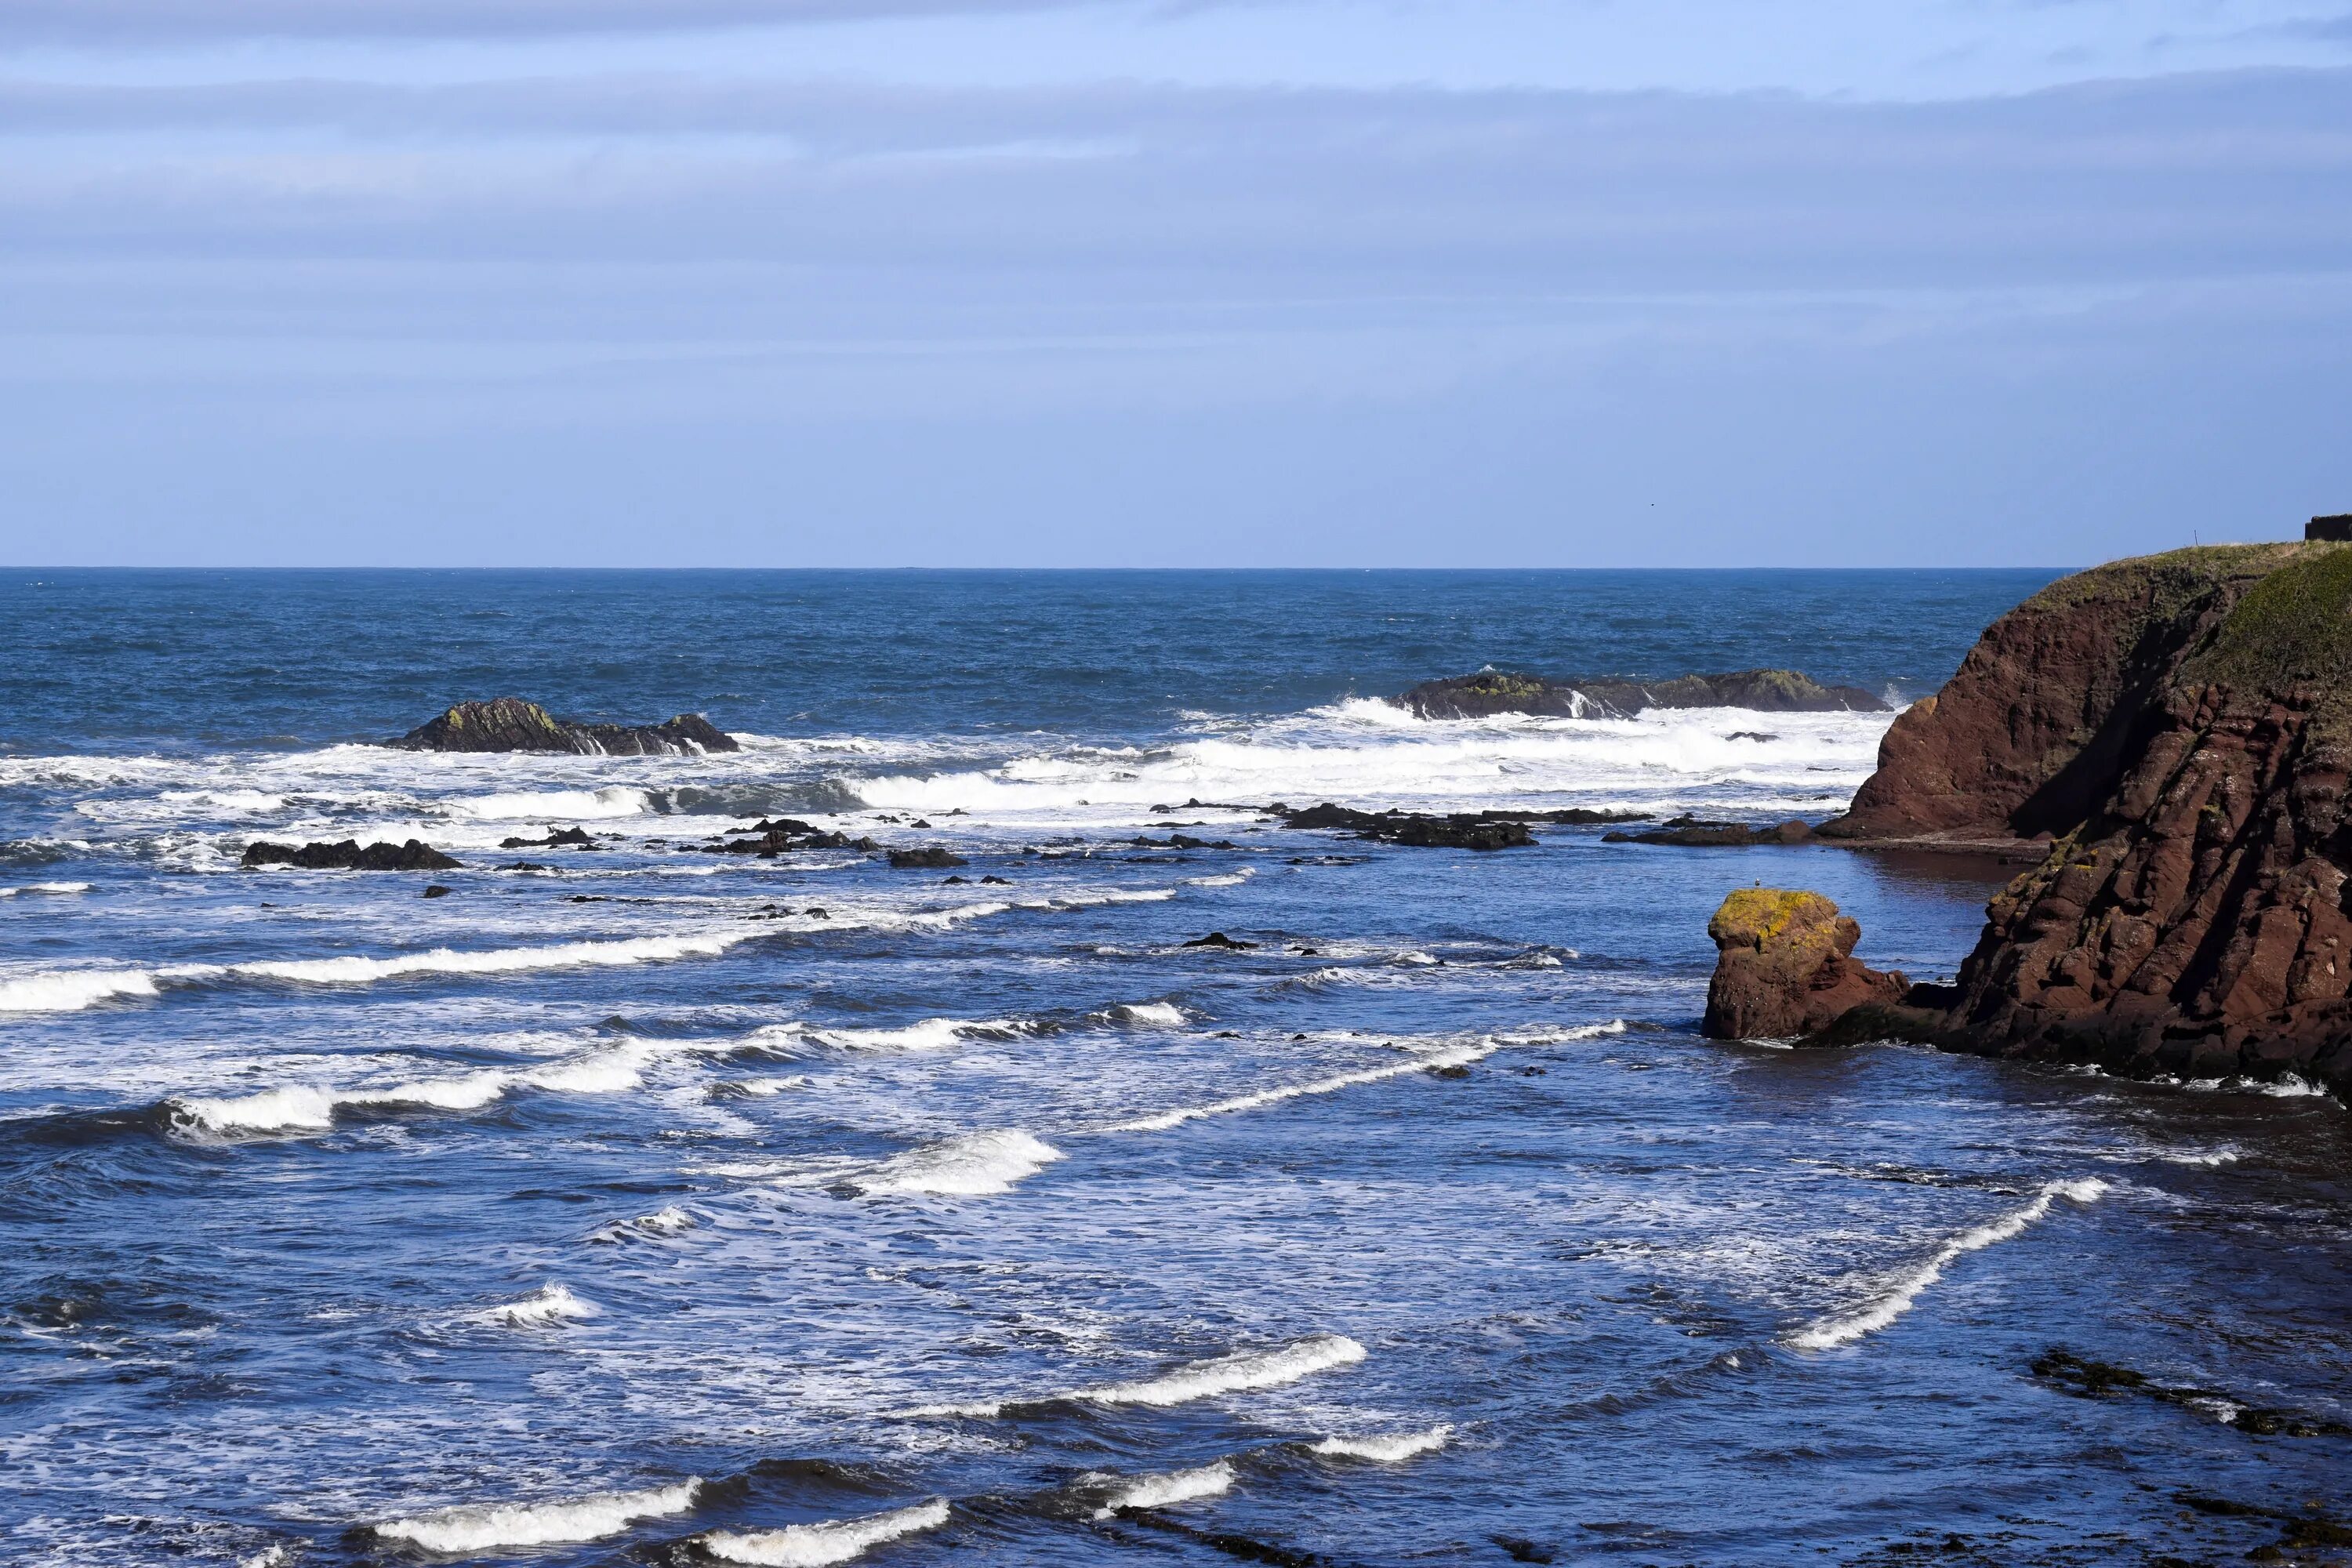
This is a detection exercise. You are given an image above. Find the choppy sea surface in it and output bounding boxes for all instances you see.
[2,569,2347,1568]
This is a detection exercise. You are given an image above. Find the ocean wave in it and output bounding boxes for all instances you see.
[0,967,162,1013]
[852,1131,1064,1197]
[800,1017,1033,1054]
[0,881,91,898]
[373,1479,699,1550]
[918,1334,1363,1417]
[699,1500,951,1567]
[469,1283,598,1328]
[1787,1178,2110,1350]
[165,1044,657,1137]
[1107,1023,1624,1134]
[1308,1423,1454,1461]
[1094,1000,1187,1028]
[1089,1461,1235,1517]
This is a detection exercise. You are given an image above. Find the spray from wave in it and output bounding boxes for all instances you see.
[851,1131,1064,1197]
[1089,1461,1236,1518]
[1788,1178,2110,1350]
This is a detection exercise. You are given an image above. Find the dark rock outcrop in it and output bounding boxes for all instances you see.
[711,819,874,855]
[1606,816,1813,848]
[1810,542,2352,1092]
[394,699,737,755]
[243,839,461,871]
[499,827,599,850]
[1182,931,1256,949]
[1701,888,1906,1040]
[887,847,968,869]
[1399,669,1885,721]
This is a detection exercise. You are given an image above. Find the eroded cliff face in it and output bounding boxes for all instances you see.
[1821,544,2306,844]
[1856,543,2352,1091]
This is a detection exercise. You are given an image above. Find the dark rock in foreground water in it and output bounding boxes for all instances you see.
[1399,668,1886,720]
[499,826,598,850]
[1606,816,1814,848]
[1182,931,1257,949]
[1701,887,1906,1040]
[243,839,462,871]
[394,698,738,755]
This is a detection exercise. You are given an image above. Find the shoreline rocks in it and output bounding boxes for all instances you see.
[1271,801,1647,850]
[243,839,461,871]
[1700,888,1906,1040]
[1399,669,1886,720]
[393,699,737,755]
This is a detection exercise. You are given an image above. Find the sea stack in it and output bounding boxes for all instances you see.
[1700,887,1906,1040]
[394,699,738,755]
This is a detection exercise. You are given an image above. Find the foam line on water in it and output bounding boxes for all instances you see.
[1308,1424,1454,1461]
[0,881,91,898]
[699,1500,951,1566]
[1787,1178,2111,1350]
[1106,1022,1625,1133]
[373,1479,699,1551]
[913,1334,1364,1417]
[1090,1461,1235,1518]
[165,1043,662,1137]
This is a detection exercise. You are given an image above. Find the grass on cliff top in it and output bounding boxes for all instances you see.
[2186,546,2352,694]
[2024,541,2320,620]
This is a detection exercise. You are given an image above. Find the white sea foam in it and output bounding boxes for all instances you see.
[1309,1424,1454,1461]
[1107,1023,1622,1134]
[0,881,91,898]
[854,1131,1064,1197]
[1102,1001,1186,1027]
[0,967,164,1014]
[470,1283,597,1327]
[1788,1178,2111,1350]
[165,1045,656,1137]
[1090,1461,1235,1518]
[699,1500,951,1567]
[230,929,749,986]
[2256,1073,2332,1098]
[375,1479,699,1550]
[919,1334,1364,1417]
[1180,869,1254,887]
[452,786,652,822]
[804,1017,1029,1054]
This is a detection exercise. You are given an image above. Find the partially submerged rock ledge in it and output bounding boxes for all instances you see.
[1399,668,1886,720]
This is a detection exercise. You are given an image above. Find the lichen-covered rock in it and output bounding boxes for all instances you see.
[394,699,738,755]
[1399,669,1885,720]
[1701,887,1907,1040]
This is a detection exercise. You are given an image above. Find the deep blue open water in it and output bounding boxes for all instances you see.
[2,570,2346,1568]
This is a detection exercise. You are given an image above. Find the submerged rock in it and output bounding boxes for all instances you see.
[1700,887,1906,1040]
[393,698,737,755]
[499,826,598,850]
[1398,669,1885,720]
[1182,931,1257,949]
[1606,817,1814,848]
[242,839,461,871]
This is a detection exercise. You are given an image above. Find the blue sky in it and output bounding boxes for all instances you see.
[2,1,2347,565]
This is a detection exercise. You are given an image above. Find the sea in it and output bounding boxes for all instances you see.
[2,569,2346,1568]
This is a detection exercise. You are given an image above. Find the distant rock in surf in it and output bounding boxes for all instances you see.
[1182,931,1256,949]
[393,698,737,755]
[1605,816,1814,848]
[709,818,873,856]
[1701,887,1905,1040]
[887,847,968,869]
[1398,669,1886,720]
[499,827,601,851]
[242,839,461,871]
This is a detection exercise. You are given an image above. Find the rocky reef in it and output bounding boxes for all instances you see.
[243,839,460,871]
[1398,668,1885,720]
[1760,541,2352,1092]
[1700,888,1906,1040]
[394,698,737,755]
[1270,801,1647,850]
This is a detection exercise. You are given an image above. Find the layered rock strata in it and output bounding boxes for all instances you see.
[395,699,736,755]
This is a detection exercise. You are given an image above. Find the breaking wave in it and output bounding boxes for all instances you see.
[0,881,90,898]
[1788,1178,2111,1350]
[1308,1423,1453,1461]
[373,1479,699,1551]
[165,1044,659,1137]
[1090,1461,1234,1517]
[916,1334,1363,1417]
[469,1283,598,1327]
[699,1501,952,1566]
[852,1131,1064,1197]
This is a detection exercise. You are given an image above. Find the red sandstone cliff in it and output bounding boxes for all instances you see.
[1824,543,2352,1092]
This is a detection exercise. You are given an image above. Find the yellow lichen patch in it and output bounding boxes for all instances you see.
[1708,887,1837,950]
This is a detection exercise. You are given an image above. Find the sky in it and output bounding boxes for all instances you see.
[1,0,2347,567]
